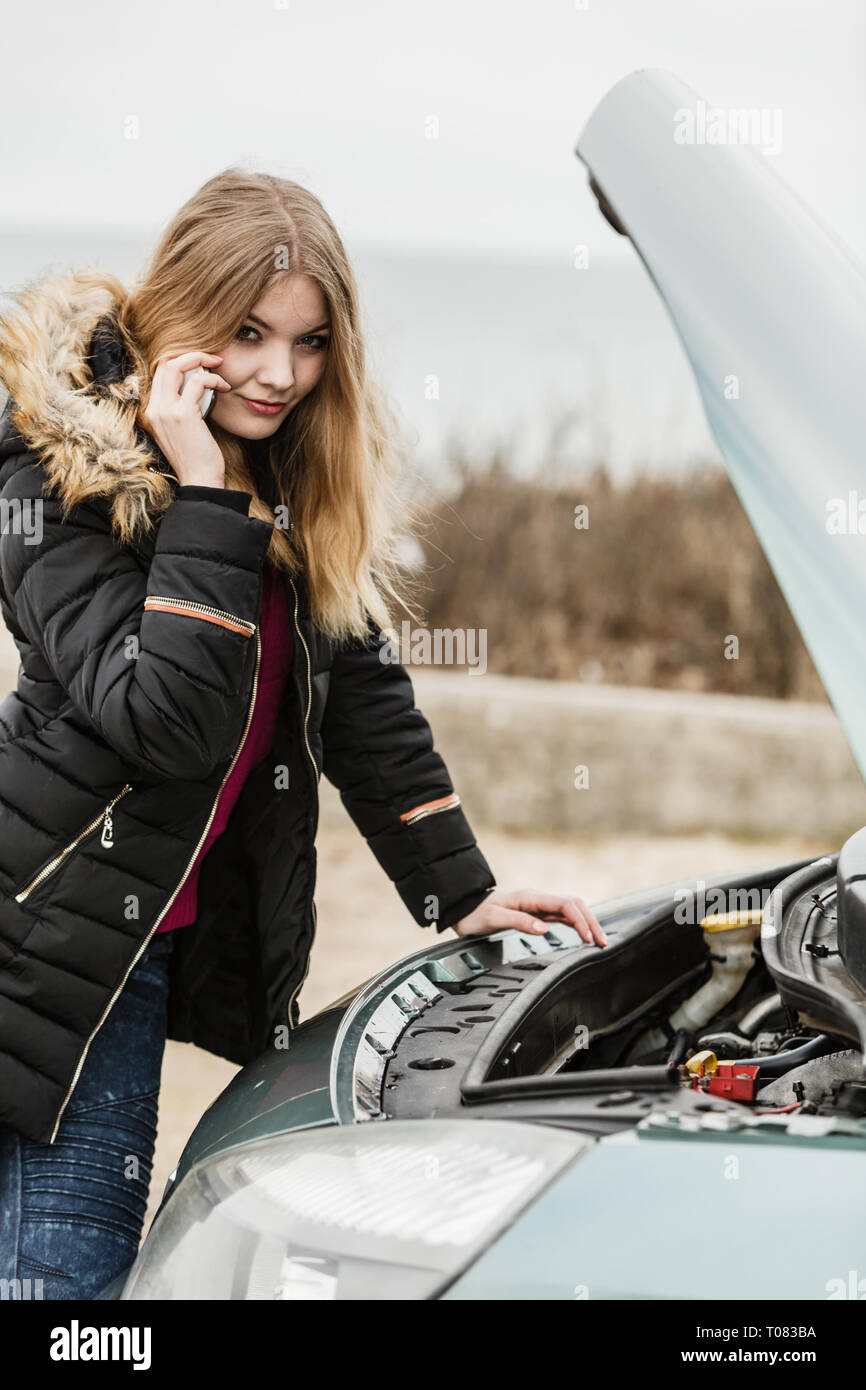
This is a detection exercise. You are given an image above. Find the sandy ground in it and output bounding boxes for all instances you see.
[143,818,829,1238]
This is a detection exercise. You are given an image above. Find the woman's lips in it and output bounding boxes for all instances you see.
[239,396,288,415]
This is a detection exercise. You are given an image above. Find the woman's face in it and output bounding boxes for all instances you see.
[208,273,331,439]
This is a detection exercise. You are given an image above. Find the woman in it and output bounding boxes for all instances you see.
[0,167,607,1299]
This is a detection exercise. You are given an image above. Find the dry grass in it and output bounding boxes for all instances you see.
[406,441,825,701]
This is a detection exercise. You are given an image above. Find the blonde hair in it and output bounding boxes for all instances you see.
[107,167,414,641]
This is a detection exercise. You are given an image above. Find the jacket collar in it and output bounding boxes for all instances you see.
[0,269,175,545]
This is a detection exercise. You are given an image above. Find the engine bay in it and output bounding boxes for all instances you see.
[351,845,866,1138]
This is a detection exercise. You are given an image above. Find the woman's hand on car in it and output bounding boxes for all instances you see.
[141,350,232,487]
[452,888,609,946]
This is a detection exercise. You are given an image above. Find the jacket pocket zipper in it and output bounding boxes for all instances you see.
[400,792,462,826]
[143,595,256,637]
[14,783,134,904]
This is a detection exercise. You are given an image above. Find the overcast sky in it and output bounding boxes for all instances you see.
[2,0,864,264]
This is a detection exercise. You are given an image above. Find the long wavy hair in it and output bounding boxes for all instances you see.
[95,167,415,642]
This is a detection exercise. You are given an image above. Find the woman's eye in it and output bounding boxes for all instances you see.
[235,327,329,349]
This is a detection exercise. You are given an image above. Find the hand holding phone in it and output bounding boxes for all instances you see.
[142,351,230,487]
[182,365,216,420]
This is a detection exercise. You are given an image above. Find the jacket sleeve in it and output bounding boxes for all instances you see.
[0,454,275,781]
[320,625,498,932]
[176,485,253,514]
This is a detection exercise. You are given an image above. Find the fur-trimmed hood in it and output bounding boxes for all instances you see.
[0,269,175,545]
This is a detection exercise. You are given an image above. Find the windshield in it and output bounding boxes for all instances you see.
[576,69,866,785]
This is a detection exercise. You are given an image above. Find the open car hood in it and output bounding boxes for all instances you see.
[576,69,866,784]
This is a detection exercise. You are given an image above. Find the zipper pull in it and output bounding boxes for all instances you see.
[101,806,115,849]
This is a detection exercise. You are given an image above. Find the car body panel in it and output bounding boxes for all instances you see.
[443,1127,866,1300]
[577,68,866,786]
[171,1010,341,1191]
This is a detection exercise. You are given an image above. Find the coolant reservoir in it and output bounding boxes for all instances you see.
[668,912,763,1034]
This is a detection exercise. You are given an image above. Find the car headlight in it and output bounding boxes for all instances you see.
[122,1118,589,1300]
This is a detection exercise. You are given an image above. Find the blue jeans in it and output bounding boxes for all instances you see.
[0,931,174,1300]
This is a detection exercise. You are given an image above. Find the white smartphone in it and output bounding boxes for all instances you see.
[181,365,215,420]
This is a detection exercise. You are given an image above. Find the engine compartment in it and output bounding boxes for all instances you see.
[364,849,866,1136]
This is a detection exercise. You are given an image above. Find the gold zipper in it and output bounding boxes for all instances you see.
[400,793,462,826]
[286,574,319,1031]
[14,784,134,904]
[143,595,256,638]
[48,622,264,1144]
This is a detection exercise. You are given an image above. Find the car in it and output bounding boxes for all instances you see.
[119,68,866,1301]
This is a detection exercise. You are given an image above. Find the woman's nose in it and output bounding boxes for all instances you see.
[256,351,294,391]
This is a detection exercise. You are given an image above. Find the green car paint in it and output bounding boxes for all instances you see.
[442,1126,866,1300]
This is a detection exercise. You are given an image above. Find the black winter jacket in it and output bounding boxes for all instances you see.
[0,271,496,1144]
